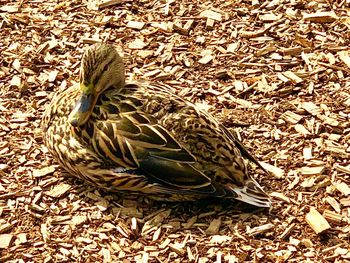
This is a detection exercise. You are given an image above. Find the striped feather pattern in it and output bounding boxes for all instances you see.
[42,44,271,207]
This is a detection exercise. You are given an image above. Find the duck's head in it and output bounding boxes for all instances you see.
[68,43,125,127]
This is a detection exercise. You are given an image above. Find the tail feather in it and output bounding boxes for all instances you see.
[228,180,271,208]
[111,168,271,207]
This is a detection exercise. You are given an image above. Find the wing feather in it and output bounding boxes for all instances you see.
[88,84,270,205]
[140,156,211,189]
[93,101,197,171]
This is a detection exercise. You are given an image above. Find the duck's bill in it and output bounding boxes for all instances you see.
[68,93,95,127]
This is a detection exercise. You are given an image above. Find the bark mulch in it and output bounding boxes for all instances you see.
[1,0,350,262]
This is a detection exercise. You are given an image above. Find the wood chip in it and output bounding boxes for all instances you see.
[206,218,221,235]
[260,13,282,22]
[96,199,109,211]
[340,198,350,207]
[303,11,338,23]
[282,71,303,84]
[200,10,222,21]
[338,51,350,69]
[270,192,290,203]
[0,5,19,12]
[317,114,339,127]
[303,147,313,160]
[98,0,122,9]
[302,239,314,248]
[10,75,21,87]
[301,176,317,188]
[126,21,145,30]
[182,216,197,229]
[227,43,239,53]
[0,223,13,234]
[295,124,311,136]
[279,223,296,240]
[173,20,194,36]
[299,166,325,176]
[198,51,214,64]
[33,166,57,178]
[128,39,147,49]
[112,207,143,218]
[247,223,274,236]
[142,209,171,236]
[301,102,321,115]
[49,215,72,224]
[281,111,303,124]
[210,235,232,244]
[41,223,50,242]
[168,243,185,256]
[205,18,215,30]
[46,183,72,198]
[259,161,284,178]
[0,234,13,249]
[184,20,194,31]
[305,207,331,234]
[335,182,350,196]
[325,197,341,213]
[323,210,344,224]
[3,1,350,261]
[48,70,59,82]
[240,28,266,38]
[334,247,349,256]
[70,215,87,226]
[15,233,27,245]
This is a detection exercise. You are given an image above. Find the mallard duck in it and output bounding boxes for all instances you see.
[42,43,271,207]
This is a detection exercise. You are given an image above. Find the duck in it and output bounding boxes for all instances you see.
[42,43,271,207]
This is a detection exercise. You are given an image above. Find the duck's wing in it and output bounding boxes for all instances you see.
[88,86,271,207]
[189,108,271,207]
[90,109,270,206]
[90,105,231,196]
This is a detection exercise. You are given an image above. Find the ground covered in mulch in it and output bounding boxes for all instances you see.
[1,0,350,262]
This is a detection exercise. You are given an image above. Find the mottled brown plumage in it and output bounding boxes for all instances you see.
[42,43,271,207]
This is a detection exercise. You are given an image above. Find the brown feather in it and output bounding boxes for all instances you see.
[42,44,271,207]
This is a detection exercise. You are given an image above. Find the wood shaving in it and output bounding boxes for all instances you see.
[2,0,350,261]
